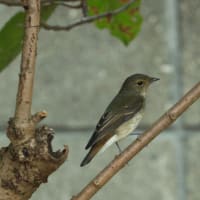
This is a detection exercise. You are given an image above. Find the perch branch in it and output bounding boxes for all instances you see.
[41,0,137,31]
[72,81,200,200]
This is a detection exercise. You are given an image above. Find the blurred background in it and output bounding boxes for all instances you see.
[0,0,199,199]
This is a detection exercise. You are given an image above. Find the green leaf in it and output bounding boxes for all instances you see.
[41,5,56,21]
[88,0,143,45]
[0,12,24,71]
[0,5,56,72]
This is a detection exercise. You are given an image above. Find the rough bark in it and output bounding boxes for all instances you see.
[0,0,68,199]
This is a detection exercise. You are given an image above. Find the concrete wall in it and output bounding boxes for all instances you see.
[0,0,199,199]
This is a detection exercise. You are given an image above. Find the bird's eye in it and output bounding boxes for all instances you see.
[136,81,144,86]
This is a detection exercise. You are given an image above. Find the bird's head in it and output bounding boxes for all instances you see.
[121,74,159,96]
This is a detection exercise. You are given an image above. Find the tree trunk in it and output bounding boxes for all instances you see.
[0,1,68,199]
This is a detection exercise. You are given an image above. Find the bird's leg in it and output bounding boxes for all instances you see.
[131,131,142,136]
[115,142,122,154]
[115,142,130,166]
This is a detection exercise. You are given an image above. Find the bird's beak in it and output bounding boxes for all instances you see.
[150,77,160,83]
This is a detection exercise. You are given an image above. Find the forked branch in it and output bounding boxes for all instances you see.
[41,0,137,31]
[0,0,68,199]
[0,0,138,32]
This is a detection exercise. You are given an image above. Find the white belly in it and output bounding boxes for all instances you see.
[98,111,143,154]
[116,111,143,140]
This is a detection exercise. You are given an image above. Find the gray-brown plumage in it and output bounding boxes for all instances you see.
[80,74,159,167]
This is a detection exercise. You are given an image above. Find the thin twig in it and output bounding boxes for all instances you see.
[31,110,48,124]
[81,0,88,17]
[41,0,137,31]
[0,0,81,7]
[42,1,82,8]
[71,81,200,200]
[0,0,21,6]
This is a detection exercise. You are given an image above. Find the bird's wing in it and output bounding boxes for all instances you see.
[85,95,144,149]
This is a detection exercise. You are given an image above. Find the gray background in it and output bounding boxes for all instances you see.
[0,0,200,199]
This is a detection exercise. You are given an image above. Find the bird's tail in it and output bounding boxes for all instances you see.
[80,133,114,167]
[80,152,93,167]
[80,146,100,167]
[80,141,104,167]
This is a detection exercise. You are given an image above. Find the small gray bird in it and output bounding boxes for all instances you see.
[80,74,159,167]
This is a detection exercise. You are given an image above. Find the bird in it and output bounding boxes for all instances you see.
[80,74,159,167]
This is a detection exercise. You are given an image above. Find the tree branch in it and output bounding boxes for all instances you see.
[0,0,81,7]
[71,81,200,200]
[81,0,88,17]
[0,0,68,199]
[13,0,40,129]
[41,0,137,31]
[42,1,82,8]
[0,0,21,6]
[0,0,136,32]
